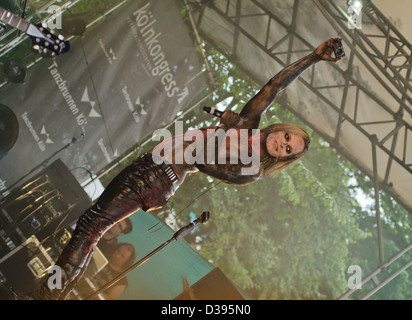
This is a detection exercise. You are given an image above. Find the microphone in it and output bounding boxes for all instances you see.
[193,211,210,225]
[173,211,210,240]
[203,106,223,118]
[203,106,243,130]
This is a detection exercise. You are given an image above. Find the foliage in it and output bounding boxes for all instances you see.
[96,3,412,300]
[154,41,412,300]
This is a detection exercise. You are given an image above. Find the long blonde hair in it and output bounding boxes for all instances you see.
[260,123,310,177]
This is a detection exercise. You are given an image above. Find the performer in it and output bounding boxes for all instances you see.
[31,38,341,300]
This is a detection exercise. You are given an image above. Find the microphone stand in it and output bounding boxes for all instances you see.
[84,211,210,300]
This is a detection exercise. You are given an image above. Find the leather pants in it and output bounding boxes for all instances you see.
[32,153,178,300]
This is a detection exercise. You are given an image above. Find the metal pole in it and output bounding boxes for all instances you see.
[338,241,412,300]
[361,258,412,300]
[84,212,210,300]
[85,238,175,300]
[184,0,216,88]
[371,135,384,267]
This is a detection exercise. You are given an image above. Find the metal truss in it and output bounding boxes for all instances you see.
[313,0,412,298]
[319,0,412,117]
[187,0,412,299]
[192,0,412,199]
[338,241,412,300]
[314,0,412,199]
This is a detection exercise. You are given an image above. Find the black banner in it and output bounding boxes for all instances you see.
[0,0,206,194]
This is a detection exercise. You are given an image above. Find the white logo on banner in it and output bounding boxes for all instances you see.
[121,86,148,124]
[21,112,46,152]
[49,60,88,127]
[98,39,117,65]
[128,3,190,104]
[40,125,54,144]
[98,138,112,163]
[81,86,101,118]
[135,97,148,116]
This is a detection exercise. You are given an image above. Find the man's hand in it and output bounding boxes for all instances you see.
[314,38,342,62]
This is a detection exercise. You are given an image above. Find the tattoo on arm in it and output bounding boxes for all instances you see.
[271,53,320,93]
[240,52,320,127]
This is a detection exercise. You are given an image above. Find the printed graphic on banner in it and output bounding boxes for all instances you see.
[0,0,207,190]
[121,85,148,124]
[128,3,190,103]
[21,112,47,152]
[81,87,101,119]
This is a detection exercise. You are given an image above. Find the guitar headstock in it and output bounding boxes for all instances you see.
[31,23,70,56]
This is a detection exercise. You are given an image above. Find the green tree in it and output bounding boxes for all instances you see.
[154,42,412,300]
[100,35,412,300]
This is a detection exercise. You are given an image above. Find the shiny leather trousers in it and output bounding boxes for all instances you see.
[32,154,176,300]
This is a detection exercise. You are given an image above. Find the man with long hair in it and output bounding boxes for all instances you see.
[30,38,341,299]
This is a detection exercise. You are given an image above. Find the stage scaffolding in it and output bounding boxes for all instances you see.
[1,0,411,299]
[185,0,412,299]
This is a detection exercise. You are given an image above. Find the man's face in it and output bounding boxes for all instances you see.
[104,219,127,239]
[265,130,305,159]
